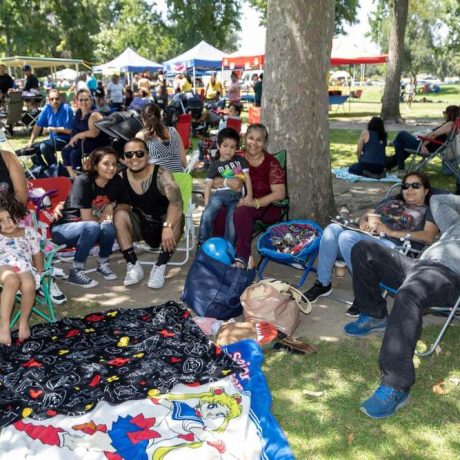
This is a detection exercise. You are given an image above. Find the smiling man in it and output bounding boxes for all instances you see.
[22,89,74,168]
[114,138,183,289]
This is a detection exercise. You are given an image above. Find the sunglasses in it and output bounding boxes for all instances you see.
[124,150,146,159]
[402,182,423,190]
[78,98,91,102]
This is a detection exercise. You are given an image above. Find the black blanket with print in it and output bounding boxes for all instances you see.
[0,301,239,428]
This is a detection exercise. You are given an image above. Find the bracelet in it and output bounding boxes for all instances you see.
[254,199,260,209]
[223,178,228,187]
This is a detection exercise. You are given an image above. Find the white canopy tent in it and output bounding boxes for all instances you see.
[93,47,162,74]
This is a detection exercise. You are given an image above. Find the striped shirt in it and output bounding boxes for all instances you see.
[146,127,184,173]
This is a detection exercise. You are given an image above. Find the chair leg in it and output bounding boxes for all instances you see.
[258,257,269,280]
[416,296,460,357]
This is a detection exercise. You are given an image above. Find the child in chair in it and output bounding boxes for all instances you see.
[0,196,44,345]
[199,128,253,245]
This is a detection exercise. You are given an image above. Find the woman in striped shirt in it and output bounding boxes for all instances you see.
[136,103,186,173]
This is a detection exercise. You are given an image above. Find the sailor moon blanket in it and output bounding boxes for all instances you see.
[0,339,293,459]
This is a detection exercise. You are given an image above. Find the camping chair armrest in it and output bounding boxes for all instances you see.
[416,135,443,145]
[404,147,429,157]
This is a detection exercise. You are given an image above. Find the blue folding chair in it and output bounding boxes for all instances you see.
[257,219,322,288]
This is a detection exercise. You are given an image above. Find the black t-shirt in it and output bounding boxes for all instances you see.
[24,74,39,92]
[57,174,130,224]
[0,74,14,94]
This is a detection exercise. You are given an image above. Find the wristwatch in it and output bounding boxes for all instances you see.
[163,221,172,229]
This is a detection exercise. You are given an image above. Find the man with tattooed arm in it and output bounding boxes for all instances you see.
[114,138,183,288]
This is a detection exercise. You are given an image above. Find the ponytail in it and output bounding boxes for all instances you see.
[141,103,168,141]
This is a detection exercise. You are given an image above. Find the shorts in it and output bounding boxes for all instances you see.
[130,211,164,249]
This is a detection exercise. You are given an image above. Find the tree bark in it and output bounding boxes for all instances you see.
[380,0,409,122]
[262,0,336,225]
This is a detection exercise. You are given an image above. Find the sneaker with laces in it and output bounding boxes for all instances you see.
[346,301,360,317]
[124,262,144,286]
[148,264,166,289]
[50,279,67,304]
[344,313,387,336]
[361,384,410,419]
[97,262,117,280]
[304,280,332,303]
[67,268,98,288]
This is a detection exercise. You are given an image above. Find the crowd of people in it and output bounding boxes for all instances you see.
[0,64,458,425]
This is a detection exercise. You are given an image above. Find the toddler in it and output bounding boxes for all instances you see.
[0,196,43,345]
[199,128,253,244]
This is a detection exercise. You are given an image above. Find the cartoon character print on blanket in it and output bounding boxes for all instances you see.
[0,301,239,428]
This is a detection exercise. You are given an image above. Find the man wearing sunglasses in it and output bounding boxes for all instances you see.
[114,138,183,289]
[22,89,74,168]
[346,194,460,419]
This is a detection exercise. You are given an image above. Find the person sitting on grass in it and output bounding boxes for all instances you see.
[345,194,460,419]
[304,172,439,317]
[348,116,387,179]
[199,128,253,246]
[51,147,129,288]
[0,196,44,345]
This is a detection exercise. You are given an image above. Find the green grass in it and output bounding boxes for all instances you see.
[264,325,460,459]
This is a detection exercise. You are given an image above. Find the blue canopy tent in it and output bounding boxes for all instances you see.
[163,41,226,89]
[93,47,162,74]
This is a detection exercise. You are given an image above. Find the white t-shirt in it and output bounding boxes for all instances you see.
[107,82,124,103]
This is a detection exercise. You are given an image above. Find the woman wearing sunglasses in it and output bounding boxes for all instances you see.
[304,172,439,316]
[61,88,110,178]
[51,147,130,288]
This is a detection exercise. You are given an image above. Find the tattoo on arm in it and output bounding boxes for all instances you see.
[157,167,183,206]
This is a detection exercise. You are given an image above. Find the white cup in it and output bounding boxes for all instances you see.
[334,261,347,278]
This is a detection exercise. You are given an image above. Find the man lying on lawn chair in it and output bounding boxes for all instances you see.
[345,194,460,419]
[114,138,183,289]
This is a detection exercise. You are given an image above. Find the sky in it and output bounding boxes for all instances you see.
[240,0,378,53]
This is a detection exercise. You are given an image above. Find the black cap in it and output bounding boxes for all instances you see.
[23,64,31,71]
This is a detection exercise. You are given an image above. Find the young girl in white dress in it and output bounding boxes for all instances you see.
[0,196,43,345]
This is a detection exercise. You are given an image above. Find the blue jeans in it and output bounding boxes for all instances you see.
[31,137,68,168]
[388,131,419,170]
[199,189,241,244]
[316,223,397,285]
[51,221,116,265]
[61,145,83,169]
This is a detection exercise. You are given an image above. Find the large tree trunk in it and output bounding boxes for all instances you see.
[261,0,336,225]
[381,0,409,122]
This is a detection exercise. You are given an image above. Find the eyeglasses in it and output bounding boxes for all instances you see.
[402,182,423,190]
[78,98,91,102]
[124,150,146,159]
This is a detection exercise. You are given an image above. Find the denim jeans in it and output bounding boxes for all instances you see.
[199,189,241,244]
[348,162,384,176]
[51,220,116,265]
[351,240,460,391]
[61,145,83,169]
[387,130,419,170]
[316,223,396,285]
[31,137,68,168]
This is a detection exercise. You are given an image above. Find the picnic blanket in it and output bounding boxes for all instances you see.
[0,305,294,459]
[332,167,400,183]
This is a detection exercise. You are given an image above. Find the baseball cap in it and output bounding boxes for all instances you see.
[23,64,31,71]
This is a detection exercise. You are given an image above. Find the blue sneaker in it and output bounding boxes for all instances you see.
[361,385,410,419]
[344,313,387,336]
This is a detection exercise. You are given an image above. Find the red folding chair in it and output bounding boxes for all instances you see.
[226,117,242,134]
[176,113,192,150]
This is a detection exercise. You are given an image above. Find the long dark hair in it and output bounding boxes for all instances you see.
[444,105,459,122]
[367,116,387,143]
[86,146,118,179]
[397,171,432,205]
[0,195,27,225]
[141,103,168,141]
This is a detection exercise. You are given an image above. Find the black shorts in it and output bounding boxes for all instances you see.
[130,211,164,249]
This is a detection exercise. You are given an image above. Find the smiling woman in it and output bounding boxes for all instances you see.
[50,147,131,288]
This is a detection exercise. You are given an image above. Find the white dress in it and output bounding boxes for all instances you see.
[0,227,41,288]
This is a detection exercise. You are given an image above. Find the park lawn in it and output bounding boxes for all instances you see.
[263,325,460,459]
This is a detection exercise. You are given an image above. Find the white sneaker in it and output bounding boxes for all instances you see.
[50,279,67,304]
[148,264,166,289]
[124,262,144,286]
